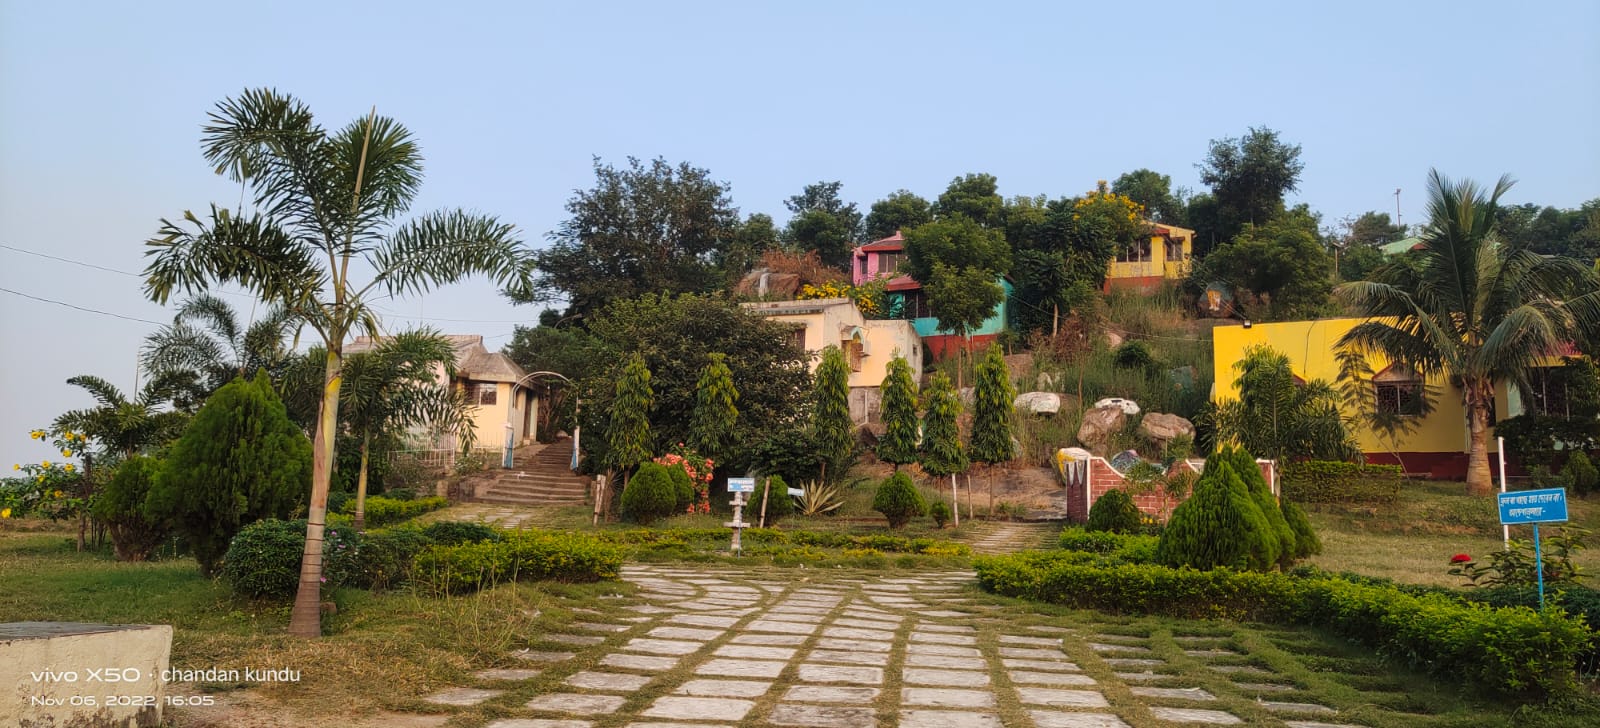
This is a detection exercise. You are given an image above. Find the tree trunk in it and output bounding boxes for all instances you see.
[354,432,371,532]
[289,349,343,638]
[1465,394,1493,497]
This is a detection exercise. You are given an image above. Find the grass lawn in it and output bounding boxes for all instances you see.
[1303,478,1600,588]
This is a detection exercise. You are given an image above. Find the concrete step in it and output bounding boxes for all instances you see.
[476,492,585,505]
[484,484,587,498]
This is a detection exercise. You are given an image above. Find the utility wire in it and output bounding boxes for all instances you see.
[0,286,163,325]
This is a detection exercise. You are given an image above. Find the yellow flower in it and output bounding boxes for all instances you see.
[41,460,50,468]
[30,431,41,440]
[35,476,44,484]
[11,464,17,471]
[64,464,75,473]
[53,490,63,498]
[1,508,10,519]
[62,450,72,458]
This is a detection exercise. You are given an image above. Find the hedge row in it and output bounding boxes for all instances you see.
[1057,527,1158,564]
[341,496,449,526]
[415,530,623,594]
[1281,461,1403,504]
[974,554,1593,697]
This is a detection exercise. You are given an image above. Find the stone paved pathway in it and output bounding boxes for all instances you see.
[406,565,1384,727]
[967,522,1060,555]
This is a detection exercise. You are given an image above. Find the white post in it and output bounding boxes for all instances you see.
[1498,436,1509,550]
[951,474,960,527]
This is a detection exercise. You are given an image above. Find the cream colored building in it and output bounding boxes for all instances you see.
[345,334,539,455]
[742,297,923,392]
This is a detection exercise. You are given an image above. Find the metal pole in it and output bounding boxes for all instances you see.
[1498,436,1509,550]
[1534,523,1545,610]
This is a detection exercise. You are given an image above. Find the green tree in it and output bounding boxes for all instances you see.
[1086,489,1142,534]
[873,471,927,528]
[718,212,782,281]
[1338,170,1600,495]
[503,323,601,441]
[811,345,854,484]
[876,355,920,470]
[140,293,299,408]
[1195,126,1305,249]
[1156,448,1276,571]
[533,156,740,319]
[782,181,863,269]
[1347,211,1409,247]
[1113,169,1184,224]
[902,215,1011,284]
[146,372,309,576]
[933,173,1004,227]
[142,89,534,637]
[918,372,968,524]
[607,354,655,485]
[1210,345,1358,462]
[923,263,1005,377]
[865,190,932,241]
[1192,205,1332,320]
[969,344,1015,510]
[92,455,168,562]
[689,353,740,463]
[53,375,190,460]
[621,462,677,525]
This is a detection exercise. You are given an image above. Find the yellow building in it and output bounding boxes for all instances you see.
[1105,223,1194,292]
[742,297,922,422]
[1212,318,1520,478]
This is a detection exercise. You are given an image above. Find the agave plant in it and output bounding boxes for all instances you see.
[795,480,845,517]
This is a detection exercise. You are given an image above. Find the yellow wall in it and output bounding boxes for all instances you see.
[1107,224,1194,281]
[762,303,921,388]
[1212,318,1508,454]
[460,382,535,451]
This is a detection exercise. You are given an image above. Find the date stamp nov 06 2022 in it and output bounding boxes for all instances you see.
[23,665,301,709]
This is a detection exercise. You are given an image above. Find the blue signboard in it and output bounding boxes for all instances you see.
[1498,488,1568,525]
[727,477,756,493]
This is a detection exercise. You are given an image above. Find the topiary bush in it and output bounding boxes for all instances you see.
[872,472,927,529]
[414,530,624,594]
[421,520,503,546]
[221,519,306,599]
[758,474,794,524]
[930,500,952,528]
[1280,499,1322,558]
[666,465,696,511]
[1222,446,1296,566]
[622,463,678,525]
[1086,489,1143,534]
[1157,449,1277,571]
[1563,451,1599,496]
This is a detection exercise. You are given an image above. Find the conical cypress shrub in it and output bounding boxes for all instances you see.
[1281,499,1322,559]
[1223,446,1294,567]
[1156,454,1276,571]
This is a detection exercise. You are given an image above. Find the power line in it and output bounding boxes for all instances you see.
[0,286,163,325]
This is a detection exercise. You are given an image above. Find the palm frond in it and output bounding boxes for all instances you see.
[328,113,423,250]
[200,88,335,237]
[143,206,324,306]
[364,210,534,299]
[64,375,127,408]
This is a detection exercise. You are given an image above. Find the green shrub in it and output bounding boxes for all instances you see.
[345,496,447,527]
[1281,460,1402,503]
[92,456,169,562]
[621,463,678,525]
[415,530,623,594]
[757,474,794,523]
[421,520,503,546]
[666,466,696,511]
[1059,527,1126,553]
[384,487,418,501]
[1086,489,1143,534]
[930,500,952,528]
[220,519,362,600]
[1280,500,1321,558]
[348,527,433,590]
[1564,451,1599,496]
[872,472,927,528]
[977,554,1304,621]
[1157,450,1277,571]
[327,489,353,515]
[1223,446,1296,566]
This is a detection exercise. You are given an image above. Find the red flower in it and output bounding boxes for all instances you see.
[1450,553,1472,564]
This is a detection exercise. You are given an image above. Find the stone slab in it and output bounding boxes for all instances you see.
[768,704,877,728]
[1234,682,1297,693]
[815,637,892,652]
[1130,686,1215,701]
[425,687,504,706]
[999,647,1064,659]
[1029,711,1132,728]
[674,679,772,697]
[1009,670,1096,686]
[901,687,996,708]
[783,685,881,703]
[903,668,990,687]
[485,720,593,728]
[475,668,542,681]
[1102,658,1163,668]
[513,650,576,663]
[1087,642,1150,653]
[647,626,723,641]
[832,617,902,629]
[544,633,606,646]
[1015,687,1110,708]
[600,653,679,671]
[899,709,1003,728]
[525,693,626,715]
[998,635,1060,646]
[669,614,740,628]
[1211,665,1272,676]
[695,658,787,678]
[714,644,796,660]
[823,627,890,640]
[1113,671,1167,682]
[808,649,892,666]
[1262,702,1337,715]
[904,653,983,669]
[573,622,630,632]
[732,633,807,646]
[1147,707,1242,724]
[909,643,982,658]
[909,632,977,645]
[797,663,883,684]
[625,638,703,655]
[564,671,652,691]
[747,620,818,634]
[1002,658,1080,672]
[641,696,753,721]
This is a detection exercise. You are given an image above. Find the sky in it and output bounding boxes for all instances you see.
[1,0,1597,469]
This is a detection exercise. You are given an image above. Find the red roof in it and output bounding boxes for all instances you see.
[856,232,905,253]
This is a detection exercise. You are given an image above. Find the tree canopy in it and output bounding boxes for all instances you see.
[865,190,933,241]
[933,173,1004,227]
[902,215,1011,284]
[1113,169,1184,224]
[1194,126,1304,252]
[782,181,863,269]
[876,355,920,469]
[1191,205,1331,321]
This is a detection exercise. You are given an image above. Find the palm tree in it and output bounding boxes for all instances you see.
[336,330,478,530]
[1337,170,1600,495]
[141,293,299,405]
[1209,345,1358,462]
[141,89,535,637]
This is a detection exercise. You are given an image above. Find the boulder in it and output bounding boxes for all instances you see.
[1138,412,1195,445]
[1093,397,1141,415]
[1036,372,1060,390]
[1014,391,1061,415]
[1105,331,1125,349]
[1076,405,1128,456]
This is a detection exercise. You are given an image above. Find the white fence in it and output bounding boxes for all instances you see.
[389,447,503,473]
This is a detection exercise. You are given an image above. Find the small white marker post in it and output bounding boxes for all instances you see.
[1497,436,1509,550]
[726,477,756,556]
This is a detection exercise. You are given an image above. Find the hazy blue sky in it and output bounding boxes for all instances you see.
[2,1,1596,468]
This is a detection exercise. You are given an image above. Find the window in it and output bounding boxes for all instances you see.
[1374,381,1423,416]
[1116,238,1151,263]
[875,252,905,275]
[896,290,935,320]
[475,382,497,406]
[1163,237,1186,262]
[844,337,864,372]
[1527,366,1571,417]
[788,326,808,352]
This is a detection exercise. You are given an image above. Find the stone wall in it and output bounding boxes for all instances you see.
[1,622,173,727]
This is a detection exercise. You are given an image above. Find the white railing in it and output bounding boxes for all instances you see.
[389,447,504,473]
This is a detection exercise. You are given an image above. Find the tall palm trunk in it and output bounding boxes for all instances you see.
[289,349,342,637]
[354,432,371,531]
[1465,389,1493,497]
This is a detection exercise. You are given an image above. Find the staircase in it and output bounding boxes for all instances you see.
[469,439,589,506]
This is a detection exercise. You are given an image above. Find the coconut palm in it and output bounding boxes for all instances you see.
[141,293,299,406]
[1337,170,1600,495]
[141,89,536,637]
